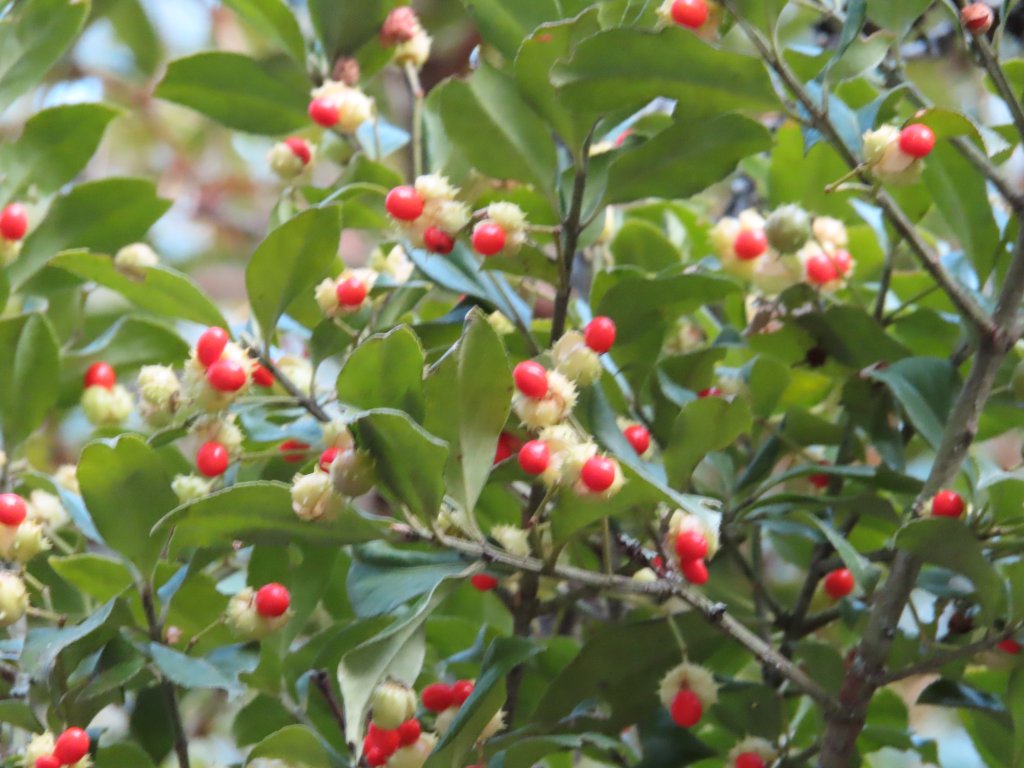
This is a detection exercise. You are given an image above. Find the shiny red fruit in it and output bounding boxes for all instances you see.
[336,277,368,307]
[733,229,768,260]
[206,359,247,392]
[670,0,708,28]
[998,638,1022,654]
[367,723,400,756]
[385,185,425,221]
[0,203,28,241]
[364,747,386,767]
[451,679,475,706]
[824,568,855,600]
[196,441,230,477]
[670,688,703,727]
[899,123,936,158]
[424,226,455,254]
[580,456,616,492]
[698,387,722,398]
[513,361,548,399]
[518,440,550,475]
[196,327,230,367]
[255,582,290,617]
[252,363,274,387]
[675,530,708,561]
[494,432,520,464]
[734,753,766,768]
[421,682,454,712]
[831,248,853,276]
[805,253,838,285]
[931,489,965,518]
[0,493,27,527]
[36,756,61,768]
[471,573,499,591]
[809,463,830,489]
[397,719,421,746]
[472,222,506,256]
[681,558,709,585]
[53,728,90,766]
[284,136,312,164]
[623,424,650,454]
[83,361,116,389]
[279,439,310,463]
[584,316,616,353]
[962,3,995,34]
[319,447,339,473]
[308,98,340,127]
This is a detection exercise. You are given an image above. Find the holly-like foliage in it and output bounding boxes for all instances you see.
[0,1,1023,768]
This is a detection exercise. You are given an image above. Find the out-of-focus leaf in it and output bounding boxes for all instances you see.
[336,326,425,419]
[0,313,59,447]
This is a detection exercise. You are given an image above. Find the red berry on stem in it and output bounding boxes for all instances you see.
[385,185,424,221]
[831,248,853,276]
[669,688,703,727]
[472,222,506,256]
[931,489,965,518]
[518,440,550,475]
[584,316,616,353]
[680,558,709,585]
[36,757,61,768]
[196,327,230,367]
[53,728,90,765]
[421,682,454,712]
[494,432,519,464]
[255,583,290,617]
[734,753,766,768]
[962,3,995,34]
[196,441,229,477]
[898,123,936,158]
[308,98,340,127]
[581,456,616,492]
[806,253,838,286]
[397,719,421,746]
[423,226,455,254]
[471,573,499,592]
[809,462,830,489]
[336,277,368,307]
[319,447,339,473]
[364,747,386,768]
[367,723,400,756]
[451,679,475,706]
[733,229,768,260]
[513,361,548,399]
[283,136,312,165]
[83,361,116,390]
[0,493,27,527]
[206,359,247,392]
[0,203,28,241]
[279,439,310,463]
[623,424,650,454]
[675,530,708,561]
[998,638,1022,655]
[252,363,274,387]
[824,568,855,600]
[670,0,708,29]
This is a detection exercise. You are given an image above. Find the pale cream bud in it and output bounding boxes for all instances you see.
[137,365,181,425]
[291,472,343,521]
[172,474,215,505]
[812,216,848,248]
[491,524,530,557]
[666,508,720,564]
[0,571,28,628]
[1,520,50,563]
[54,464,80,495]
[552,331,602,387]
[0,239,21,266]
[386,733,437,768]
[329,449,376,496]
[114,242,159,277]
[27,489,69,529]
[276,356,314,394]
[267,141,312,180]
[371,680,418,729]
[658,661,719,710]
[512,370,577,429]
[414,174,457,202]
[82,384,134,426]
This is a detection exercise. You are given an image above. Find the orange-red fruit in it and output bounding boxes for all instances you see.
[471,573,499,592]
[670,0,708,29]
[206,359,247,392]
[367,723,400,756]
[931,489,964,518]
[824,568,855,600]
[669,688,703,727]
[424,226,455,254]
[623,424,651,454]
[385,185,425,221]
[809,463,830,489]
[472,222,506,256]
[0,493,27,527]
[962,3,995,34]
[494,432,520,464]
[83,361,116,389]
[364,747,386,767]
[252,363,274,387]
[397,719,421,746]
[734,753,766,768]
[421,682,454,712]
[0,203,28,241]
[451,679,475,706]
[581,456,616,492]
[53,728,90,765]
[196,327,230,366]
[279,439,310,463]
[513,361,548,399]
[680,558,709,585]
[898,123,936,159]
[998,638,1022,654]
[319,447,339,473]
[831,248,853,276]
[733,229,768,260]
[336,277,368,307]
[518,440,550,475]
[584,316,616,353]
[698,387,722,398]
[675,530,708,561]
[36,757,61,768]
[196,441,230,477]
[806,253,838,285]
[284,136,312,164]
[308,98,340,127]
[255,582,290,617]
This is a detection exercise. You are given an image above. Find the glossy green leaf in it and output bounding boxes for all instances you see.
[246,725,331,768]
[222,0,305,61]
[0,700,43,731]
[0,312,59,447]
[49,554,135,602]
[95,742,157,768]
[308,0,399,59]
[149,643,241,693]
[347,542,467,618]
[336,326,426,419]
[610,219,680,272]
[664,396,751,487]
[100,0,162,76]
[20,599,122,677]
[463,0,560,59]
[867,357,958,450]
[865,0,931,35]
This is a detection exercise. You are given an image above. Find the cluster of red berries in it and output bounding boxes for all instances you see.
[384,185,512,257]
[421,679,474,712]
[35,727,90,768]
[83,361,117,391]
[196,327,248,393]
[0,202,28,241]
[675,529,710,585]
[362,720,422,767]
[805,248,853,286]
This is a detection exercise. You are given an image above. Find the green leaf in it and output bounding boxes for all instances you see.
[51,250,227,327]
[154,482,382,550]
[222,0,305,62]
[463,0,560,59]
[49,554,135,602]
[9,178,171,289]
[155,52,309,135]
[247,725,332,768]
[796,306,910,369]
[100,0,162,76]
[0,103,119,199]
[606,113,771,204]
[77,436,179,575]
[793,512,877,592]
[347,542,467,618]
[1010,667,1024,768]
[20,599,122,677]
[308,0,398,59]
[0,0,90,111]
[336,326,426,419]
[352,410,449,520]
[610,220,681,272]
[0,700,42,731]
[867,357,958,450]
[149,642,241,693]
[423,311,512,515]
[0,312,59,447]
[246,206,342,339]
[664,396,751,487]
[865,0,931,35]
[95,742,157,768]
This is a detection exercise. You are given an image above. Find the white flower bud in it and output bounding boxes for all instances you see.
[486,311,515,336]
[658,661,719,710]
[862,125,900,164]
[0,520,50,563]
[633,567,658,583]
[276,356,314,394]
[310,81,374,134]
[491,524,530,557]
[24,733,56,768]
[267,141,312,179]
[27,489,69,529]
[414,174,457,203]
[225,587,288,639]
[486,202,527,234]
[863,125,922,184]
[751,252,803,296]
[329,449,376,497]
[512,370,577,429]
[431,200,471,235]
[394,28,432,69]
[291,472,343,521]
[0,571,28,628]
[371,245,415,283]
[114,242,159,277]
[478,708,506,742]
[54,464,80,495]
[371,680,418,729]
[433,707,458,736]
[190,414,244,457]
[812,216,848,248]
[552,331,602,387]
[81,384,134,426]
[172,474,215,505]
[666,508,720,565]
[0,239,21,266]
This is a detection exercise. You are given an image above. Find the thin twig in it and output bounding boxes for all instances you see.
[313,669,348,747]
[142,585,190,768]
[550,130,594,343]
[878,625,1023,684]
[403,63,424,178]
[242,342,331,423]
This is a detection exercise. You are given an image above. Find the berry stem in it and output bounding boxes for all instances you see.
[878,622,1024,684]
[403,62,425,178]
[666,615,687,654]
[184,616,225,654]
[241,341,330,423]
[550,129,594,343]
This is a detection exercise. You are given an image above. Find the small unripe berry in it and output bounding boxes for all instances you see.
[584,316,616,353]
[675,530,708,561]
[805,254,838,286]
[252,363,274,387]
[680,558,709,585]
[734,753,766,768]
[308,98,340,127]
[397,719,421,746]
[319,447,339,473]
[472,222,507,256]
[0,203,28,241]
[824,568,855,600]
[0,493,27,527]
[423,226,455,254]
[931,489,965,517]
[196,327,230,367]
[580,456,617,492]
[733,229,768,260]
[898,123,936,159]
[670,0,708,29]
[385,186,425,221]
[451,679,474,706]
[279,439,310,463]
[196,441,230,477]
[83,361,116,389]
[36,756,61,768]
[329,448,376,496]
[371,680,418,730]
[336,277,368,307]
[421,682,454,712]
[471,573,498,591]
[809,462,831,489]
[623,424,651,454]
[53,728,90,765]
[0,572,27,627]
[670,688,703,727]
[206,359,247,392]
[998,638,1022,654]
[518,440,550,475]
[513,361,549,399]
[254,583,290,617]
[765,204,811,253]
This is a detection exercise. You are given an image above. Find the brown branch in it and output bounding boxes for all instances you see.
[878,624,1023,684]
[141,585,191,768]
[242,341,331,423]
[550,131,593,343]
[313,669,348,748]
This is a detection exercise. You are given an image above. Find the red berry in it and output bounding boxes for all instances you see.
[472,222,507,256]
[809,463,830,489]
[698,387,722,398]
[196,441,230,477]
[733,229,768,260]
[998,638,1022,655]
[623,424,650,454]
[580,456,616,492]
[513,361,549,399]
[675,530,708,561]
[206,359,247,392]
[367,723,400,756]
[494,432,520,464]
[252,363,274,387]
[518,440,550,475]
[931,489,965,518]
[734,753,766,768]
[385,185,425,221]
[0,203,28,241]
[279,439,310,463]
[899,123,936,159]
[308,98,340,127]
[824,568,855,600]
[831,248,853,276]
[83,361,116,390]
[962,3,995,34]
[421,682,454,712]
[364,747,386,767]
[451,679,474,706]
[680,558,709,585]
[584,316,616,353]
[471,573,499,591]
[319,447,340,473]
[423,227,455,254]
[196,327,230,367]
[53,728,90,765]
[805,253,838,285]
[669,688,703,727]
[36,757,61,768]
[0,493,27,527]
[254,582,290,617]
[283,136,312,165]
[670,0,708,28]
[397,719,421,746]
[336,277,368,307]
